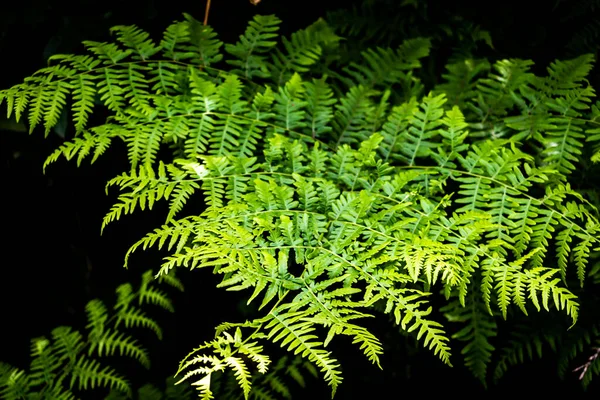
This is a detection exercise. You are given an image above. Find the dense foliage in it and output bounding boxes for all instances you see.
[0,270,191,399]
[1,1,600,398]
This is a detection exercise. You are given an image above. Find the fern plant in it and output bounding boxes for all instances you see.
[2,10,600,397]
[0,270,185,399]
[0,267,313,400]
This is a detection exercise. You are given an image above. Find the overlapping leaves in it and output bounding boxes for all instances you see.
[1,12,599,397]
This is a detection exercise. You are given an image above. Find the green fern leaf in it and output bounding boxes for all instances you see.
[225,15,281,79]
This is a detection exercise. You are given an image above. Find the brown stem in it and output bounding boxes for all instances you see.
[203,0,212,26]
[573,347,600,381]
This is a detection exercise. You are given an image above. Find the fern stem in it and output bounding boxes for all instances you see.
[204,0,212,26]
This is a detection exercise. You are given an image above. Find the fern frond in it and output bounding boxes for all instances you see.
[1,268,181,398]
[379,97,419,162]
[110,25,161,61]
[70,357,131,395]
[435,58,490,107]
[29,337,59,387]
[442,288,497,386]
[537,87,594,176]
[89,330,150,368]
[115,301,163,339]
[264,310,343,395]
[0,364,31,400]
[331,85,375,147]
[43,125,119,171]
[269,19,339,86]
[125,217,198,268]
[225,15,281,79]
[340,38,431,89]
[182,13,223,68]
[402,92,446,166]
[139,270,175,312]
[101,162,201,230]
[51,327,85,366]
[71,74,96,132]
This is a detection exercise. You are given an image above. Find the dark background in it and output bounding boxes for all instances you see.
[1,0,599,398]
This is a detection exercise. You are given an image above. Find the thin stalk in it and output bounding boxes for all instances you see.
[204,0,212,25]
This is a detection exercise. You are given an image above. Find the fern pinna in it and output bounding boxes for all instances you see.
[1,12,599,397]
